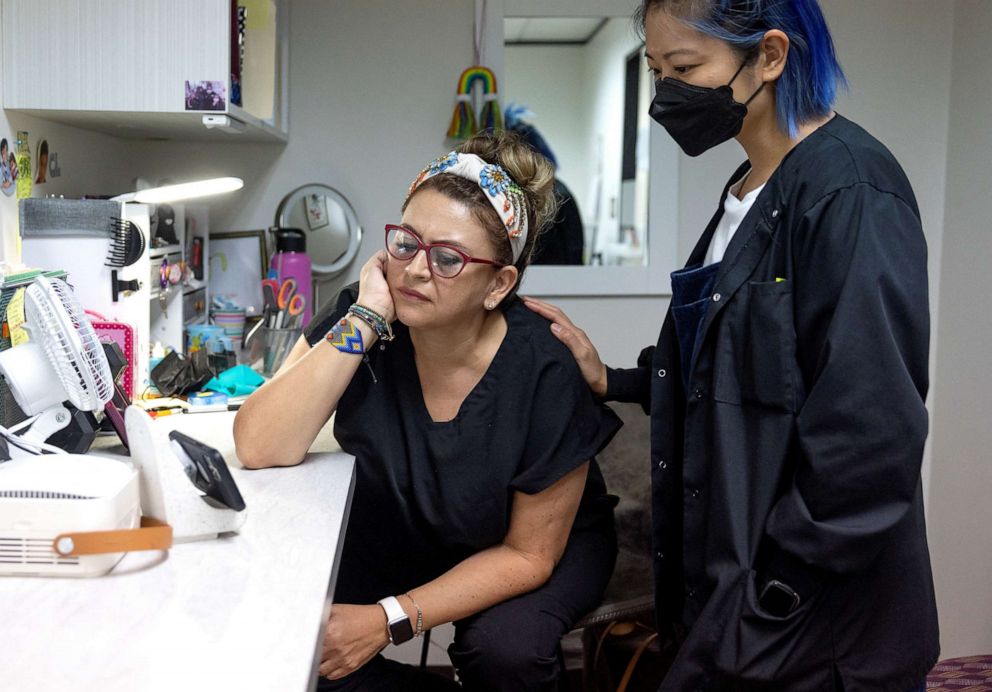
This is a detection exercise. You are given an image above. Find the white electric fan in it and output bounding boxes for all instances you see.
[0,275,114,454]
[0,276,160,577]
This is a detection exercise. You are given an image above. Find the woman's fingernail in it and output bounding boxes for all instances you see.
[551,324,561,334]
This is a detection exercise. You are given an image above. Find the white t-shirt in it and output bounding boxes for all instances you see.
[704,174,765,266]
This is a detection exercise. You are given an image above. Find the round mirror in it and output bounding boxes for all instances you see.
[274,183,363,276]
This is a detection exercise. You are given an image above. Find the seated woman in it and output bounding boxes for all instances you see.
[234,132,621,691]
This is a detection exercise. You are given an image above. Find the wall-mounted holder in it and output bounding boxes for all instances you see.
[110,270,141,302]
[124,406,246,542]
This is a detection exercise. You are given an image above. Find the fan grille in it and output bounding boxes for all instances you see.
[24,277,113,411]
[0,490,96,499]
[0,536,79,566]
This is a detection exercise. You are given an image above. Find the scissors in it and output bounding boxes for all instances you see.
[274,281,304,328]
[277,278,298,310]
[285,294,306,328]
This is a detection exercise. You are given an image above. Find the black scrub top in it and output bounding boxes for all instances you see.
[304,286,621,604]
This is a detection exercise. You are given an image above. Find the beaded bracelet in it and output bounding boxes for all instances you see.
[403,592,424,638]
[347,304,394,344]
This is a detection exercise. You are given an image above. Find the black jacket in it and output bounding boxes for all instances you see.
[606,115,939,691]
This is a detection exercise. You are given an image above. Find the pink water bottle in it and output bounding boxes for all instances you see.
[270,228,313,327]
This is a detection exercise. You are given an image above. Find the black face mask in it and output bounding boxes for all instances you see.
[649,62,763,157]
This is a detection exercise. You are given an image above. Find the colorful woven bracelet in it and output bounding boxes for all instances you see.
[324,317,364,355]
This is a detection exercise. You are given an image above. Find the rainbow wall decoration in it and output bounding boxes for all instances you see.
[446,65,504,140]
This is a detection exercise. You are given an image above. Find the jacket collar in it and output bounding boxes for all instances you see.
[682,115,847,384]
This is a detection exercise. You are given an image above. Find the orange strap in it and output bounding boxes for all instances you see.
[616,631,659,692]
[52,516,173,557]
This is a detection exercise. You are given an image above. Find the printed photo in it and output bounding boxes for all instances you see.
[305,193,330,230]
[35,140,48,184]
[185,80,227,111]
[0,137,13,197]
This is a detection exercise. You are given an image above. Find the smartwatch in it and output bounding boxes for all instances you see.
[377,596,414,645]
[758,579,801,617]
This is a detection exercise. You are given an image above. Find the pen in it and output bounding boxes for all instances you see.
[182,403,244,414]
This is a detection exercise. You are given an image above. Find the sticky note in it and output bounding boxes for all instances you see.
[7,287,29,345]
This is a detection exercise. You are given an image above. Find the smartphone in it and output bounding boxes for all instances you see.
[168,431,246,511]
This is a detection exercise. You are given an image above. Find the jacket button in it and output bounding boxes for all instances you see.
[657,459,667,470]
[689,487,700,498]
[693,388,704,399]
[712,292,721,302]
[656,551,664,560]
[687,588,696,599]
[657,368,667,378]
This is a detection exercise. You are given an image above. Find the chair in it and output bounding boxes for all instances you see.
[561,401,675,692]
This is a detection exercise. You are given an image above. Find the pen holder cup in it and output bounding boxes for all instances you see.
[252,327,300,377]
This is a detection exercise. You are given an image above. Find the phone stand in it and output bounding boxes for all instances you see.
[124,406,247,542]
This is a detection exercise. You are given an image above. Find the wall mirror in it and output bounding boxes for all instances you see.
[274,183,363,277]
[489,0,678,295]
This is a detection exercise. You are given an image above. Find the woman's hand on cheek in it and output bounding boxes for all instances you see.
[357,251,396,323]
[319,603,390,680]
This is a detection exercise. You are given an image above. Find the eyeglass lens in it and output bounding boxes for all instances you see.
[386,226,466,278]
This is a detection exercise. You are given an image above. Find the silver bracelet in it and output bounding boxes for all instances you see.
[403,592,424,637]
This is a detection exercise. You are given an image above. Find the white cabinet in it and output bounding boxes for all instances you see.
[2,0,288,143]
[20,201,211,400]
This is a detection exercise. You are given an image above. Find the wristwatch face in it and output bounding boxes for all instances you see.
[388,616,414,644]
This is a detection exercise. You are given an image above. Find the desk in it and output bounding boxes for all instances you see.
[0,449,355,692]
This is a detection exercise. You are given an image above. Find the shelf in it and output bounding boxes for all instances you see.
[149,244,182,259]
[8,108,287,144]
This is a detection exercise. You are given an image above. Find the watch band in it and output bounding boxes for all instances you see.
[377,596,414,645]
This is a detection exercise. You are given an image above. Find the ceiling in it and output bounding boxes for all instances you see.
[504,17,608,45]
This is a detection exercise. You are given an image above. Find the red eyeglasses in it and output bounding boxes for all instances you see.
[384,224,505,279]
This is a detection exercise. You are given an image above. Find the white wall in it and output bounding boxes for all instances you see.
[928,0,992,660]
[0,107,136,262]
[581,17,644,259]
[503,44,592,219]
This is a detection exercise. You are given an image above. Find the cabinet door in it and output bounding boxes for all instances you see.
[2,0,228,113]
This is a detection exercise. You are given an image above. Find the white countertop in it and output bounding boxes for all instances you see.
[0,446,355,692]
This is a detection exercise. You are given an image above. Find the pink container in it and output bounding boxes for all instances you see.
[270,228,313,327]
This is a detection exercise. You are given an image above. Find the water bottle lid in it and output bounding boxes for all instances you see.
[274,227,306,253]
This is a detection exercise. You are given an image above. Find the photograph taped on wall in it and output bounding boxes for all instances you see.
[185,80,227,111]
[305,194,329,231]
[208,231,268,314]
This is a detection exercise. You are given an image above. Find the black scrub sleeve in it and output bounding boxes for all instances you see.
[763,182,930,578]
[511,357,623,495]
[303,283,360,348]
[604,345,655,411]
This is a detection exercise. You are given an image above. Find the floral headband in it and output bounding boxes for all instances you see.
[406,152,529,263]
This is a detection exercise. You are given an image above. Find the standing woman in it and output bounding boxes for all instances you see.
[526,0,938,689]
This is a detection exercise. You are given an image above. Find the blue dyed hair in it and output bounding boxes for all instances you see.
[636,0,846,137]
[504,103,559,170]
